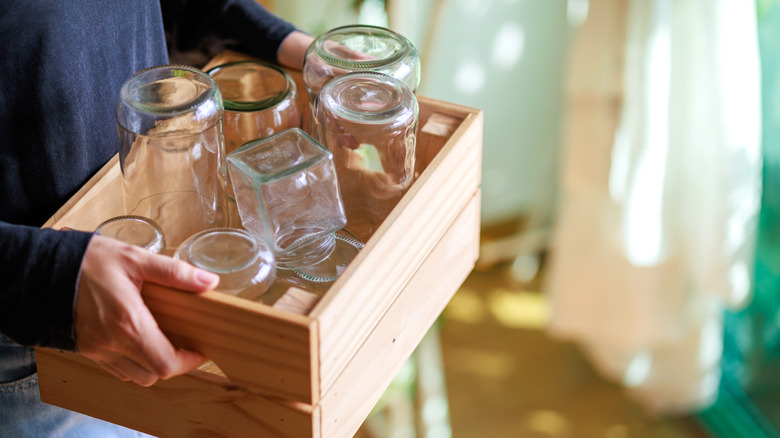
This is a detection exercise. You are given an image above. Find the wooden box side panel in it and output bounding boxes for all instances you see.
[43,155,123,230]
[312,104,484,395]
[321,191,481,438]
[36,349,319,438]
[142,285,318,402]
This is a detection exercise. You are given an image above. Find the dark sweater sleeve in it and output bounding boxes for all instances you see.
[0,223,93,351]
[161,0,298,64]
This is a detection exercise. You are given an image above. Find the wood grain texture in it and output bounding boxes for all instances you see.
[142,284,318,402]
[37,348,319,438]
[36,191,479,438]
[320,192,481,438]
[42,155,123,231]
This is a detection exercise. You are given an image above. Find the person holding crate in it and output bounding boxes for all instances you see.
[0,1,313,436]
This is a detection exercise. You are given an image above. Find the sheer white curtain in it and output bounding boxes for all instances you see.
[546,0,761,414]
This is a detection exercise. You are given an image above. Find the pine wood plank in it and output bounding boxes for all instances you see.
[43,155,122,231]
[141,284,318,402]
[36,348,319,438]
[320,191,481,438]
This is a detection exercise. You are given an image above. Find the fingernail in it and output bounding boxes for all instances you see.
[195,270,219,287]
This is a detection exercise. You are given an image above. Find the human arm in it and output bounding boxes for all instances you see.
[0,223,219,386]
[161,0,313,70]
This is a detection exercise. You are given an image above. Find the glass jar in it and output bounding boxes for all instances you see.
[117,65,229,249]
[302,25,420,135]
[207,60,301,154]
[314,72,418,241]
[95,215,165,254]
[174,228,276,300]
[227,128,347,270]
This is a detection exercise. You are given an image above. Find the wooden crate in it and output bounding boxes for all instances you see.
[35,61,483,438]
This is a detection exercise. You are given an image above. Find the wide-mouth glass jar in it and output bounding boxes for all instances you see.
[174,227,276,300]
[314,72,418,241]
[117,65,229,249]
[227,128,347,270]
[207,60,301,154]
[95,215,165,254]
[301,25,420,134]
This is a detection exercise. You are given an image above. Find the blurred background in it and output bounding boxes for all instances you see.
[258,0,780,436]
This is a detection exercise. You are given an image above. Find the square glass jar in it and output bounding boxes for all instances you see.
[227,128,346,269]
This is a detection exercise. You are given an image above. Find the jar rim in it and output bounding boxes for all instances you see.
[313,24,413,70]
[119,64,221,117]
[207,60,295,112]
[177,228,266,274]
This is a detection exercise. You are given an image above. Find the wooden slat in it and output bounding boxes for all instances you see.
[142,284,318,403]
[320,191,482,438]
[36,348,319,438]
[311,104,484,397]
[43,155,123,230]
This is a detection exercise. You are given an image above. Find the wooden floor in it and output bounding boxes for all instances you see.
[436,261,712,438]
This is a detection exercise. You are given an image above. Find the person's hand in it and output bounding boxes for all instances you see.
[277,30,315,71]
[74,234,219,387]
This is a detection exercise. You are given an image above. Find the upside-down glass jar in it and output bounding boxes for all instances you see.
[174,228,276,300]
[117,65,229,249]
[314,72,418,241]
[301,24,420,135]
[95,215,165,254]
[207,60,301,154]
[227,128,347,270]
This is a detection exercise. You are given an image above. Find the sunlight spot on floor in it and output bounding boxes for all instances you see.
[447,287,488,324]
[487,288,550,329]
[526,410,572,437]
[604,424,630,438]
[446,347,515,380]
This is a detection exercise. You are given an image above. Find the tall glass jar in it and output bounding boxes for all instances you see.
[314,72,418,241]
[117,65,229,250]
[302,25,420,135]
[207,60,301,154]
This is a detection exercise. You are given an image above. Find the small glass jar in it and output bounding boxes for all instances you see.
[227,128,347,270]
[174,228,276,300]
[117,65,229,249]
[207,60,301,154]
[302,25,420,135]
[95,215,165,254]
[314,72,418,241]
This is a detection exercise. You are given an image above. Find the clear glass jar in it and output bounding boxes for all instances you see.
[314,72,418,241]
[95,215,165,254]
[207,60,301,154]
[227,128,347,270]
[174,228,276,300]
[302,25,420,135]
[117,65,229,249]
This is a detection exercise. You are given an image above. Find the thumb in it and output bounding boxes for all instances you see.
[136,252,220,293]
